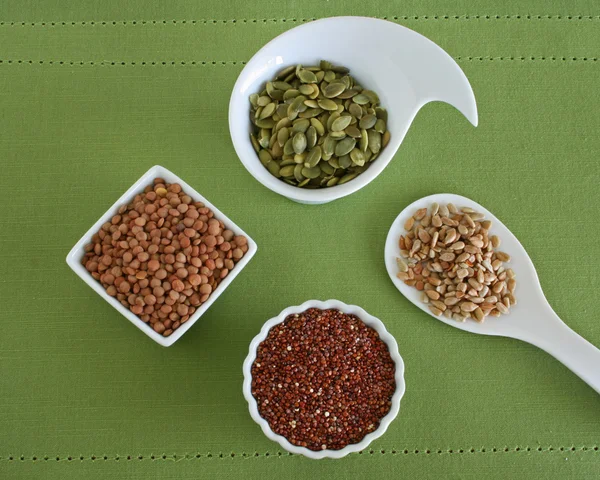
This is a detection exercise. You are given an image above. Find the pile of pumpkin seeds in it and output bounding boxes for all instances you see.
[249,60,391,188]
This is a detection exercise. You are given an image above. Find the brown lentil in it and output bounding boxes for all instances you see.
[251,308,396,451]
[82,178,249,336]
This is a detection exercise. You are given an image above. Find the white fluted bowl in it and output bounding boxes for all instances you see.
[242,299,406,459]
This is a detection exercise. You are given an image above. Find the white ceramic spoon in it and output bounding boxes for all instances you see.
[384,193,600,394]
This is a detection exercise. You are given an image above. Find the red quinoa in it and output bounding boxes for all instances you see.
[251,308,396,451]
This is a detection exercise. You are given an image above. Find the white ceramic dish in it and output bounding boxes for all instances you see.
[242,299,406,459]
[66,165,258,347]
[384,193,600,394]
[229,16,477,204]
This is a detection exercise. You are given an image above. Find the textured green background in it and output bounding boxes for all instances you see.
[1,1,599,478]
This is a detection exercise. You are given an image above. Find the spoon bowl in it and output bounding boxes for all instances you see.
[229,17,477,204]
[385,193,600,394]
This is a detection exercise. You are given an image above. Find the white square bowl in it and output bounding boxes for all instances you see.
[66,165,258,347]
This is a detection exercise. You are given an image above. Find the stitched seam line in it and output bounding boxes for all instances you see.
[1,446,599,461]
[0,15,599,27]
[0,57,597,66]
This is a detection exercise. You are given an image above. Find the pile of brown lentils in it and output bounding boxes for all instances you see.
[82,178,248,337]
[251,308,396,451]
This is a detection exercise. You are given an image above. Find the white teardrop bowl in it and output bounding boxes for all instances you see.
[229,16,478,204]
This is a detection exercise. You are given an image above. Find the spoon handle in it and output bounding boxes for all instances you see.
[520,308,600,394]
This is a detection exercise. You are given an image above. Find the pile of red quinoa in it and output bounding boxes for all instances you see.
[251,308,396,451]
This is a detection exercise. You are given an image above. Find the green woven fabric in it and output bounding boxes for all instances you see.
[1,1,599,478]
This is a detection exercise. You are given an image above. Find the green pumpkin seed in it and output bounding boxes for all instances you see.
[331,115,352,132]
[280,156,296,166]
[368,130,382,154]
[362,89,380,104]
[287,107,299,121]
[259,133,270,149]
[328,157,340,169]
[374,119,386,134]
[338,154,352,169]
[339,76,351,89]
[348,103,363,118]
[258,149,273,166]
[338,172,358,184]
[283,89,300,101]
[290,95,306,113]
[275,117,291,132]
[310,118,325,136]
[271,140,283,157]
[327,111,340,131]
[363,149,373,162]
[359,114,377,129]
[350,148,365,166]
[315,70,325,82]
[269,89,284,101]
[273,81,292,91]
[249,93,259,107]
[352,94,370,105]
[323,82,346,98]
[255,118,275,129]
[250,134,260,153]
[305,146,322,167]
[283,138,294,156]
[269,131,278,148]
[276,65,296,80]
[254,106,263,119]
[320,161,334,175]
[276,104,289,118]
[266,160,281,177]
[318,98,338,111]
[360,128,369,151]
[329,131,347,140]
[375,107,388,121]
[292,119,310,133]
[298,178,310,187]
[294,152,307,164]
[283,178,297,186]
[304,99,319,108]
[279,165,295,177]
[306,126,317,149]
[298,84,313,95]
[298,108,323,119]
[293,164,305,182]
[277,128,290,147]
[323,135,336,157]
[320,60,333,70]
[382,130,391,148]
[323,70,336,82]
[335,137,356,157]
[345,125,362,138]
[297,69,318,83]
[326,176,340,187]
[301,166,321,179]
[292,132,307,154]
[337,87,360,99]
[257,95,271,107]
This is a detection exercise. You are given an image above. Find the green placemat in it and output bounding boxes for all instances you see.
[1,1,599,478]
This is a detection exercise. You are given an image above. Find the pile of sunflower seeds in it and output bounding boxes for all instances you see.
[397,203,516,323]
[249,60,390,188]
